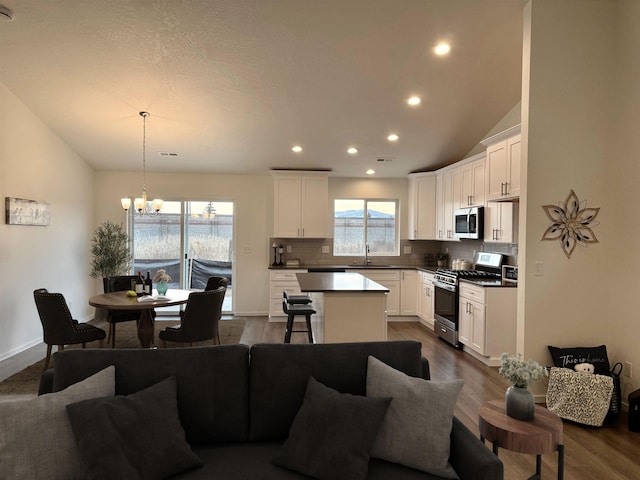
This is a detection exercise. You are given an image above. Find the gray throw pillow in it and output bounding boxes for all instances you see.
[65,376,202,480]
[0,365,115,480]
[366,356,464,479]
[272,376,391,480]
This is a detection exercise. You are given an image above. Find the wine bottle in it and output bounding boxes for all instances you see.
[135,272,144,297]
[144,271,152,295]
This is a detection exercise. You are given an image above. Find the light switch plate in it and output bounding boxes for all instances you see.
[403,246,412,254]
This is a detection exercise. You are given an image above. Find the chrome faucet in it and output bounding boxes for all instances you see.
[365,243,372,265]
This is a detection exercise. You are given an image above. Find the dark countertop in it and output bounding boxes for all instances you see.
[296,272,389,293]
[460,278,518,288]
[270,265,515,288]
[269,264,439,272]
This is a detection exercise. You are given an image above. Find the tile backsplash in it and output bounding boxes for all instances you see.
[268,238,518,269]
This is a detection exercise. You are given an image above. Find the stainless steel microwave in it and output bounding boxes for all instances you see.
[454,206,484,239]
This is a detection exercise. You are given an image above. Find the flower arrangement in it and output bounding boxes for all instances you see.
[152,269,171,283]
[499,353,547,388]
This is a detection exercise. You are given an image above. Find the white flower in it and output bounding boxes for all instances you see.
[152,269,171,283]
[499,353,547,388]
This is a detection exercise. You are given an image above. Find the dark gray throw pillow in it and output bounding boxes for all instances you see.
[66,376,202,480]
[272,376,391,480]
[366,356,464,479]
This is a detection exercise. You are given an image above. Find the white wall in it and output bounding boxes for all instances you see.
[521,0,616,396]
[608,0,640,399]
[93,171,272,315]
[0,83,95,361]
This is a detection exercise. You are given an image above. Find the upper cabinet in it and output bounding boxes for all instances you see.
[456,154,486,208]
[408,172,437,240]
[481,125,521,201]
[484,202,517,243]
[436,168,458,241]
[272,171,330,238]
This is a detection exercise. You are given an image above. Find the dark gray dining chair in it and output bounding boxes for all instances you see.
[159,287,226,347]
[33,288,106,370]
[106,275,154,348]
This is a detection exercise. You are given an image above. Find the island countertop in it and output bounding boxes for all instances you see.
[296,272,389,293]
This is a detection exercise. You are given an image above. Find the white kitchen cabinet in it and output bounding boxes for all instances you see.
[482,126,521,201]
[354,269,400,316]
[435,169,458,241]
[408,172,437,240]
[400,269,418,315]
[272,171,329,238]
[484,202,516,243]
[269,269,306,318]
[417,271,435,328]
[457,154,486,208]
[458,281,517,366]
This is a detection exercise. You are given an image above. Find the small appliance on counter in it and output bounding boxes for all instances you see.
[502,265,518,284]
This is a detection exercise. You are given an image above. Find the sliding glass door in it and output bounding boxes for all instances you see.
[130,200,234,314]
[185,201,233,312]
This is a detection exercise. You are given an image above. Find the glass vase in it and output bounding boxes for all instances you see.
[156,281,169,295]
[505,385,534,421]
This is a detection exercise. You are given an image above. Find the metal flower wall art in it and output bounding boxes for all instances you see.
[541,189,600,258]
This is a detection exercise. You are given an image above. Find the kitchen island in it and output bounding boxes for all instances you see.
[295,272,389,343]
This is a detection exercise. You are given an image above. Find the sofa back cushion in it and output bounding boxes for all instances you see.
[248,341,423,441]
[52,345,250,444]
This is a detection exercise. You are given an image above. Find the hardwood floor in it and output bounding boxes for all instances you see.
[243,318,640,480]
[3,317,639,479]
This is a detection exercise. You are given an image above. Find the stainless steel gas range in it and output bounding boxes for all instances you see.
[432,252,504,348]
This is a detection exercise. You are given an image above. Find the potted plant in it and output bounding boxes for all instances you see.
[436,252,448,268]
[499,352,547,421]
[90,220,131,292]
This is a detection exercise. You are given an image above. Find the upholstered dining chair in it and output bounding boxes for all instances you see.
[204,275,229,292]
[159,287,226,347]
[33,288,106,370]
[106,275,156,348]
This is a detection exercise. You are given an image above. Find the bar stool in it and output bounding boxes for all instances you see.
[282,297,315,343]
[283,289,312,305]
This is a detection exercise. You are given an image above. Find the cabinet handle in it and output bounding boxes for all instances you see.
[468,195,472,206]
[441,327,447,333]
[504,182,509,196]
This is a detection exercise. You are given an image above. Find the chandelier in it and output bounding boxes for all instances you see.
[120,111,163,216]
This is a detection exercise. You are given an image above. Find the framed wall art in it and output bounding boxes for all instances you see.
[5,197,51,226]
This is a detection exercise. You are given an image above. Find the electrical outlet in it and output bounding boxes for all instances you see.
[322,245,330,254]
[403,246,412,254]
[286,245,292,253]
[625,362,632,378]
[534,261,544,276]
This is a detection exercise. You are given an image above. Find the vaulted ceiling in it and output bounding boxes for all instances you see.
[0,0,525,177]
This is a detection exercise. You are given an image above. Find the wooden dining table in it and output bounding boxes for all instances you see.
[89,289,191,348]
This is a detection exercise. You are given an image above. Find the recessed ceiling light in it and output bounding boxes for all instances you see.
[292,145,303,153]
[366,169,376,175]
[407,96,421,106]
[347,147,359,155]
[387,134,399,142]
[434,42,451,56]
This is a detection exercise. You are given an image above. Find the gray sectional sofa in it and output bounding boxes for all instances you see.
[39,341,503,479]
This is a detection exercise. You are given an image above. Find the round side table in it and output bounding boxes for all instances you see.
[479,400,564,480]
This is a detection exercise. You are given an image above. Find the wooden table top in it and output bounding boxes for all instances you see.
[295,272,389,293]
[479,400,563,455]
[88,289,191,310]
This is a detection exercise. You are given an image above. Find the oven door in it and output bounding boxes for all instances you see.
[432,280,458,329]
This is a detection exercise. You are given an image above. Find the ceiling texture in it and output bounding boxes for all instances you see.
[0,0,526,178]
